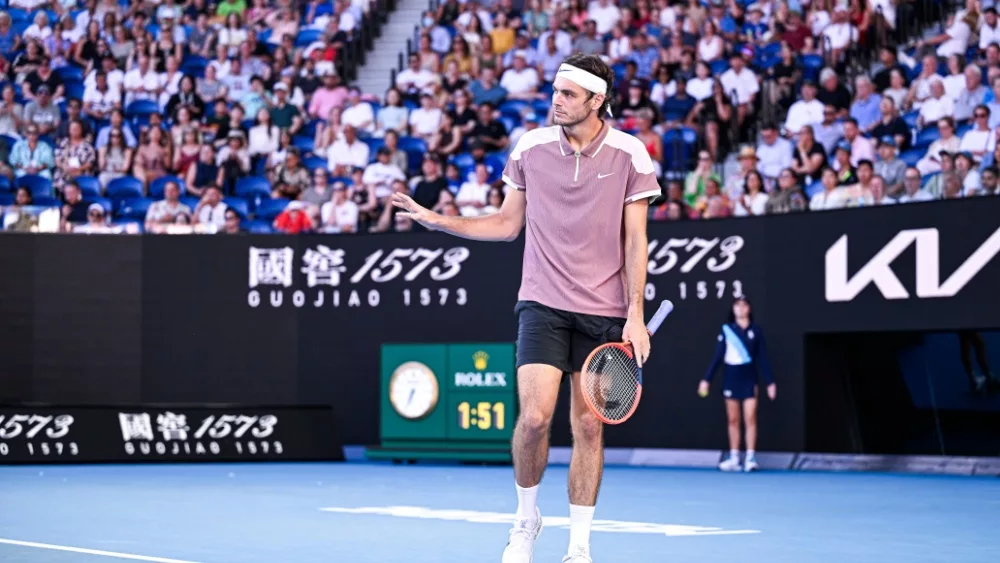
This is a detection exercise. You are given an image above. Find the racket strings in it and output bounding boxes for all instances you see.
[583,347,640,423]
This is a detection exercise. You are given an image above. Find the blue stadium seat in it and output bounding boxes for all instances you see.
[255,198,288,221]
[116,197,153,220]
[362,137,385,159]
[64,80,85,101]
[398,136,428,172]
[500,116,517,133]
[180,195,200,210]
[112,219,144,233]
[902,110,920,130]
[16,175,52,199]
[899,148,924,167]
[0,192,14,205]
[661,127,698,174]
[295,29,323,48]
[32,196,61,207]
[805,180,824,199]
[125,100,159,120]
[234,176,272,200]
[85,196,113,214]
[800,55,824,82]
[531,99,550,116]
[499,100,531,119]
[74,176,101,197]
[451,152,475,170]
[922,171,940,188]
[224,196,250,218]
[243,219,273,234]
[303,155,327,171]
[302,119,324,138]
[292,135,315,154]
[106,177,144,199]
[54,66,84,83]
[914,126,940,150]
[149,175,186,199]
[710,59,731,76]
[0,176,11,192]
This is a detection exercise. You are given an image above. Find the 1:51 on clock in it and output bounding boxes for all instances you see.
[457,400,506,431]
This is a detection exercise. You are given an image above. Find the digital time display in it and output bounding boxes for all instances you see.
[457,401,506,431]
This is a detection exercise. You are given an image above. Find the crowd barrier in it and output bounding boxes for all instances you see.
[1,198,999,464]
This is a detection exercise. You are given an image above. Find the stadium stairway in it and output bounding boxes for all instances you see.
[355,0,427,96]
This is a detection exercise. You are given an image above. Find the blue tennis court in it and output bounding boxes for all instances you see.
[1,462,997,563]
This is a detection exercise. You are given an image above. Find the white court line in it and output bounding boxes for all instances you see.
[0,538,202,563]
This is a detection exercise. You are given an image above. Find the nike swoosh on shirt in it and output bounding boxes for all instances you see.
[598,173,614,179]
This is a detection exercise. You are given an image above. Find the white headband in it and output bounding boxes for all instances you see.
[556,63,613,116]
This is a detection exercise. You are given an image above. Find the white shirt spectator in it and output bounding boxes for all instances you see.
[943,72,966,101]
[326,138,370,171]
[537,29,573,58]
[320,199,360,232]
[408,107,442,137]
[588,1,623,35]
[898,190,935,203]
[85,69,124,98]
[784,98,825,135]
[342,102,376,134]
[500,68,540,95]
[361,161,406,198]
[608,35,631,61]
[937,20,971,57]
[810,188,850,210]
[821,22,859,50]
[756,137,794,178]
[197,201,228,228]
[961,169,982,193]
[919,95,955,124]
[394,67,438,94]
[720,67,760,106]
[686,78,712,101]
[123,68,160,106]
[873,0,897,28]
[248,124,280,157]
[732,192,769,216]
[910,72,944,110]
[455,179,491,216]
[960,127,997,154]
[23,24,52,42]
[982,21,1000,49]
[456,9,495,33]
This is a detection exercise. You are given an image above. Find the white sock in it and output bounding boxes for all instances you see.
[747,449,756,459]
[730,449,739,460]
[568,504,595,554]
[516,483,539,522]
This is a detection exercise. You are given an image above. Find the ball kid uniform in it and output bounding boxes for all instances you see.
[702,322,774,399]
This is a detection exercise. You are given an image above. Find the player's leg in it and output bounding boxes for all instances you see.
[719,398,743,471]
[512,362,563,495]
[504,302,573,563]
[742,393,760,472]
[563,369,603,561]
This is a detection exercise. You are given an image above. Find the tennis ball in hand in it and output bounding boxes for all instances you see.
[698,386,709,398]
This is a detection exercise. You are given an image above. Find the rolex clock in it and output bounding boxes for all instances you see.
[376,343,516,462]
[388,361,439,420]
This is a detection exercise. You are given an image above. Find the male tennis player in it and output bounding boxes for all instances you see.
[391,53,661,563]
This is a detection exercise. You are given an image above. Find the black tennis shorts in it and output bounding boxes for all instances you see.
[514,300,627,375]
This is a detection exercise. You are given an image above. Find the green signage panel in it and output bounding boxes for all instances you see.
[378,343,517,462]
[380,344,448,441]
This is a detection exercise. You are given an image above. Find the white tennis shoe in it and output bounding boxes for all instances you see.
[501,507,543,563]
[718,454,742,472]
[561,547,593,562]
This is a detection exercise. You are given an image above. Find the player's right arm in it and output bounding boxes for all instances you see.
[390,188,526,242]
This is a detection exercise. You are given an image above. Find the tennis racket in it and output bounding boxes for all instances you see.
[580,299,674,425]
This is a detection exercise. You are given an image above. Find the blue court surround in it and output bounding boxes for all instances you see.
[0,462,997,562]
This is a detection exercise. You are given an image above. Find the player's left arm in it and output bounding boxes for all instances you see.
[620,138,663,367]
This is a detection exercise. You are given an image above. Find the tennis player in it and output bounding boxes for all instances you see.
[698,296,776,472]
[391,53,661,563]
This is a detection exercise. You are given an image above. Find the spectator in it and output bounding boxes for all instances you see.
[410,154,449,214]
[897,167,935,203]
[813,104,845,157]
[395,53,437,102]
[382,130,410,174]
[917,11,971,58]
[954,151,981,194]
[308,73,349,121]
[982,9,1000,51]
[872,46,909,92]
[377,88,410,135]
[0,85,23,139]
[133,127,171,190]
[500,51,541,100]
[193,185,228,229]
[955,66,990,122]
[301,168,333,212]
[468,66,507,106]
[53,120,96,190]
[831,141,858,185]
[573,20,605,56]
[362,146,407,200]
[917,118,961,175]
[270,148,310,200]
[342,87,376,135]
[145,181,191,231]
[842,118,875,167]
[756,122,793,183]
[784,80,824,137]
[10,125,55,180]
[408,93,444,141]
[684,150,723,206]
[184,144,220,197]
[870,97,911,151]
[765,168,808,214]
[875,137,907,196]
[720,50,759,128]
[810,167,849,210]
[23,85,61,136]
[974,167,1000,196]
[319,181,360,233]
[732,170,769,217]
[881,69,909,110]
[817,67,852,118]
[218,207,245,234]
[272,200,313,234]
[905,54,944,110]
[455,162,493,216]
[428,111,463,159]
[471,102,508,152]
[850,76,882,133]
[216,130,251,194]
[326,125,370,176]
[791,125,828,185]
[960,105,997,161]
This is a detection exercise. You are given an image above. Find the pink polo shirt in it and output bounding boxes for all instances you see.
[502,121,661,318]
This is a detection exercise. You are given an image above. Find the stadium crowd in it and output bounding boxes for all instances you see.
[0,0,989,234]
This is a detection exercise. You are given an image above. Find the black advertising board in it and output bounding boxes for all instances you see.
[0,198,998,458]
[0,405,343,464]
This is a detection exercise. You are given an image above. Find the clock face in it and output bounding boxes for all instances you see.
[389,361,440,420]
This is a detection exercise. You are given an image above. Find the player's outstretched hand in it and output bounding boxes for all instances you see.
[391,192,438,230]
[622,316,651,367]
[767,383,777,401]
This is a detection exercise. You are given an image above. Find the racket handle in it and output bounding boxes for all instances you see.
[646,299,674,335]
